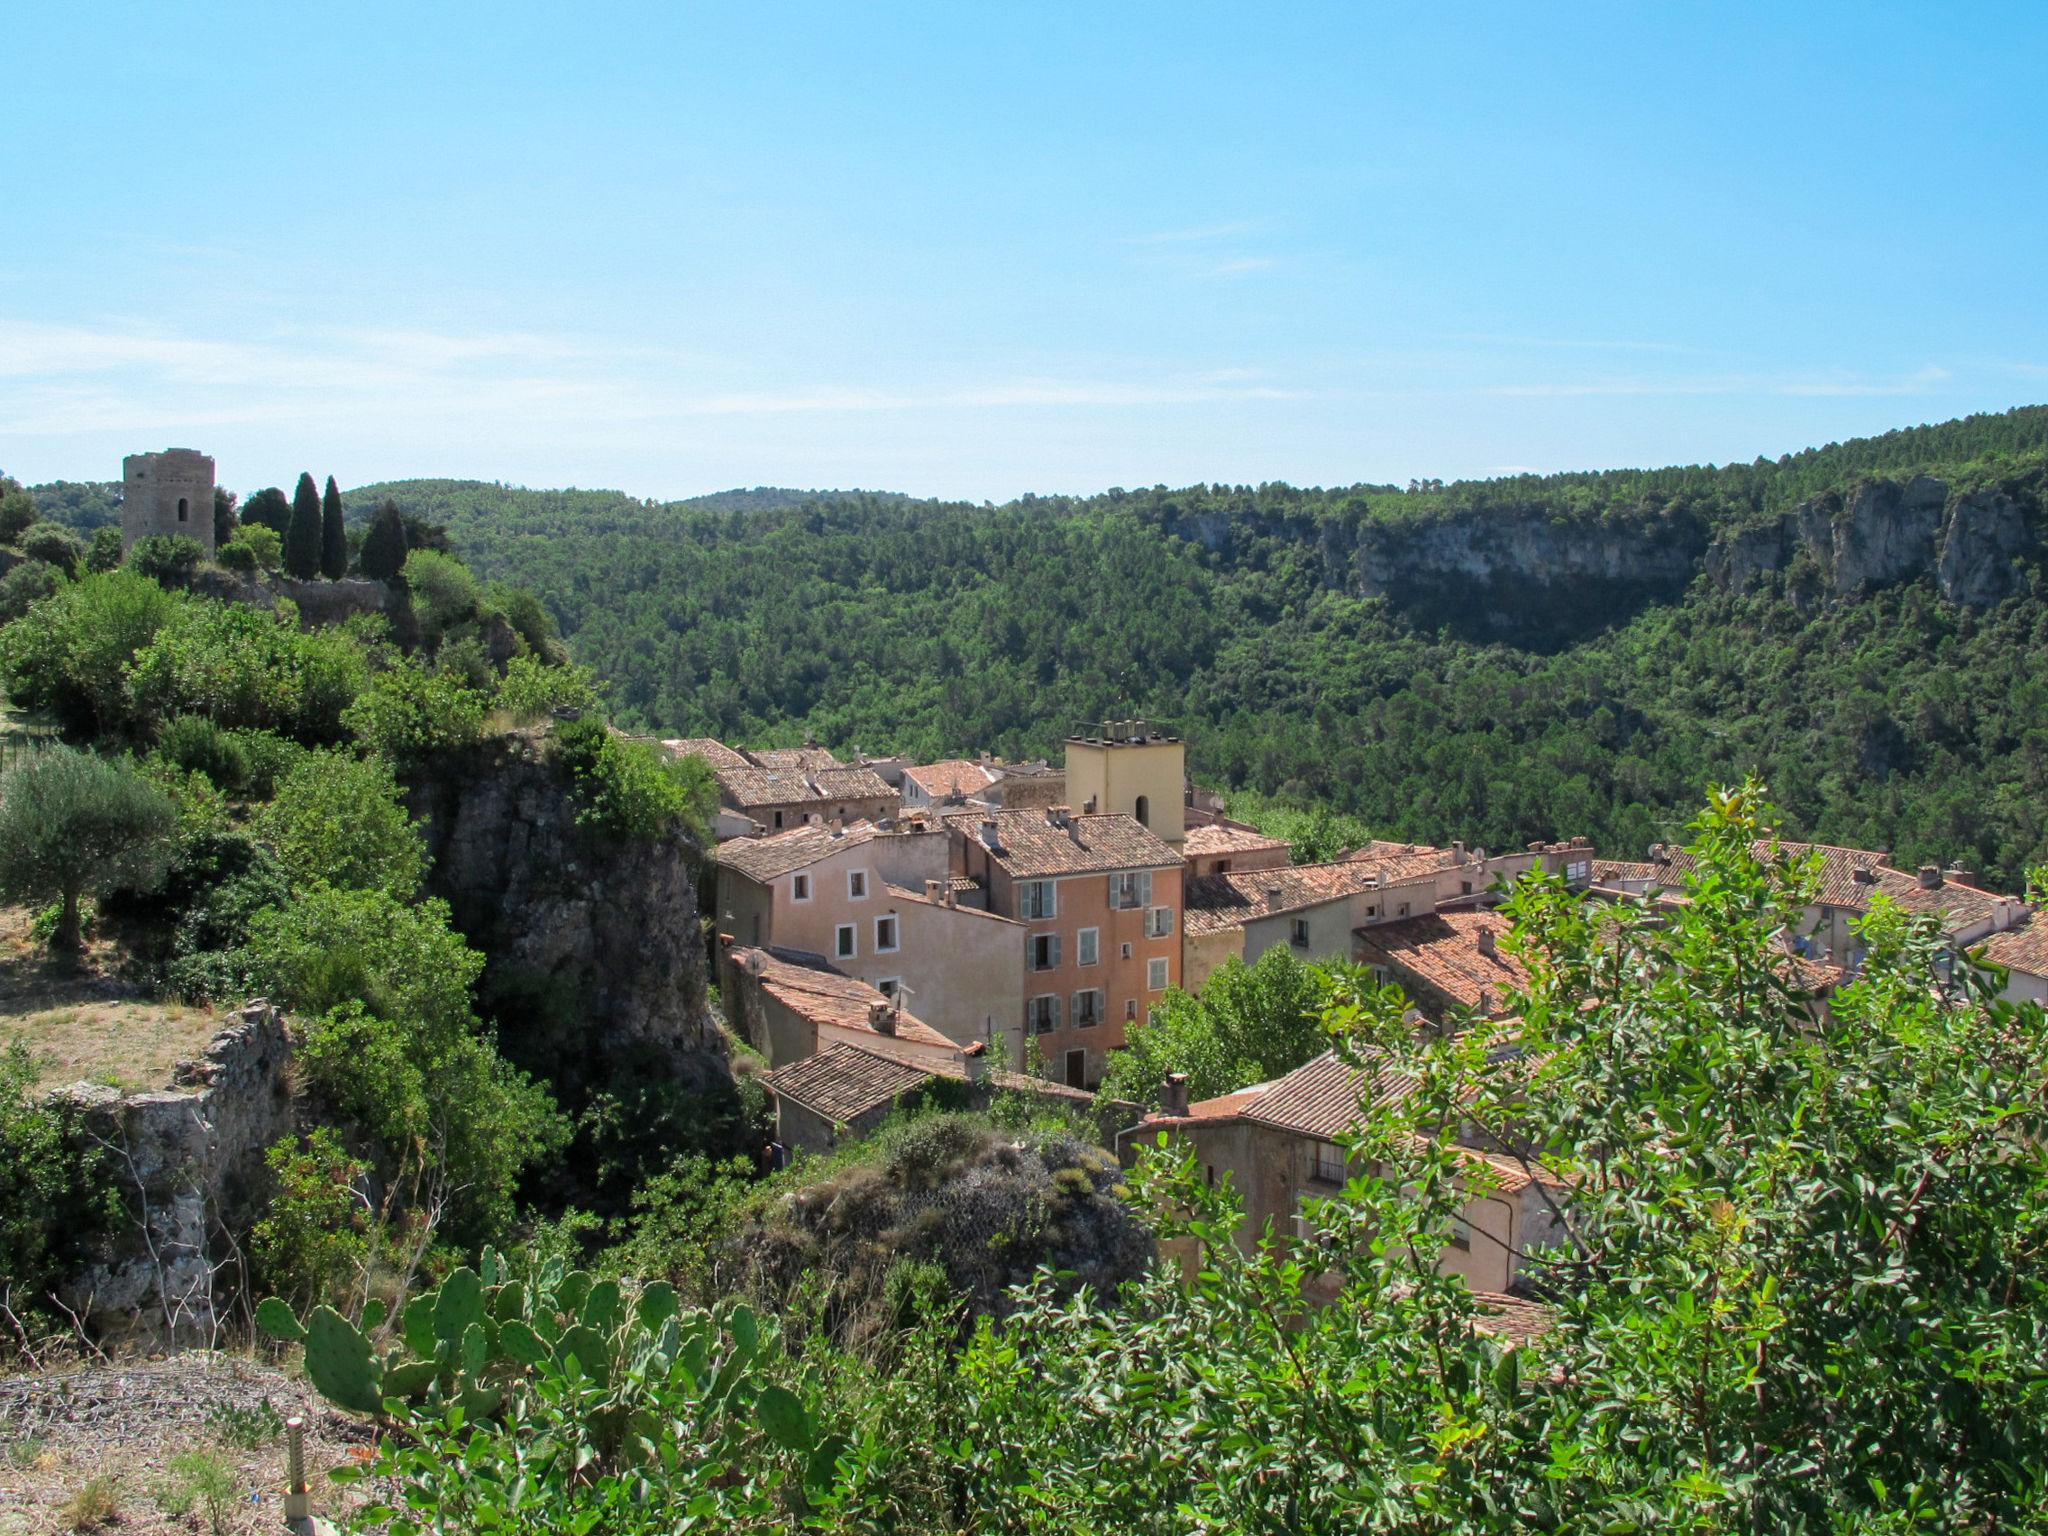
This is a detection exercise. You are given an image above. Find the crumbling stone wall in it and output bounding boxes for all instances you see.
[53,1003,296,1344]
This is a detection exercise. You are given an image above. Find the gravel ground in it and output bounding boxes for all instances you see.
[0,1353,375,1535]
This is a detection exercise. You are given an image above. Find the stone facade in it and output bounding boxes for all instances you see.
[55,1003,297,1344]
[122,448,217,555]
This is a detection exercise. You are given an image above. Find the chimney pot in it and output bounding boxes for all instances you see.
[869,1000,896,1034]
[1161,1072,1190,1118]
[961,1040,987,1084]
[1944,867,1972,885]
[1918,864,1941,889]
[925,878,945,903]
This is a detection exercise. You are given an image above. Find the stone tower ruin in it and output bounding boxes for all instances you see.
[122,447,216,555]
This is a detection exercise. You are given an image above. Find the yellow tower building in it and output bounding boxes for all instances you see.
[1064,720,1186,845]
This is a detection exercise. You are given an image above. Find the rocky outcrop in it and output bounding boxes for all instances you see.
[187,569,401,627]
[55,1003,297,1344]
[1337,505,1709,598]
[409,729,727,1097]
[1706,473,2039,606]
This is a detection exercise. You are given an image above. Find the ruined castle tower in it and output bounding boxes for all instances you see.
[121,447,216,555]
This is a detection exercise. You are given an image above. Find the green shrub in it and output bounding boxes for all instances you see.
[84,526,123,573]
[214,539,258,574]
[156,714,252,791]
[553,716,712,842]
[154,1449,234,1534]
[401,548,480,649]
[251,1128,370,1314]
[127,598,368,742]
[498,654,603,723]
[237,523,283,571]
[0,1046,122,1326]
[340,659,485,766]
[485,581,560,656]
[0,559,64,622]
[18,523,86,578]
[0,569,183,736]
[223,727,308,798]
[258,748,424,898]
[124,533,205,587]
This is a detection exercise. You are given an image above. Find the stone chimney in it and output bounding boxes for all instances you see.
[868,1000,896,1035]
[1477,927,1497,958]
[1853,866,1878,886]
[925,878,946,904]
[1918,865,1942,890]
[1266,884,1285,903]
[1945,867,1973,885]
[979,818,1002,852]
[1160,1072,1190,1118]
[1452,840,1466,861]
[961,1040,987,1085]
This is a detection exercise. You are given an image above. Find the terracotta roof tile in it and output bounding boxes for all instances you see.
[1353,909,1527,1015]
[1468,1291,1555,1349]
[767,1042,934,1123]
[1342,840,1454,878]
[903,760,994,799]
[716,822,879,882]
[728,945,955,1051]
[750,747,843,771]
[1979,913,2048,978]
[943,809,1178,877]
[662,737,751,770]
[715,765,825,809]
[811,765,897,801]
[1642,840,2019,936]
[1183,823,1293,860]
[1184,861,1430,937]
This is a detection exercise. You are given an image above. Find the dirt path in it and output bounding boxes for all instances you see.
[0,1354,373,1534]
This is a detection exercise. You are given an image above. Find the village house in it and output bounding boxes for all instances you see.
[1180,859,1439,993]
[1182,820,1293,880]
[713,820,1023,1048]
[947,806,1183,1089]
[660,738,902,835]
[764,1038,1096,1154]
[1352,907,1530,1025]
[900,759,997,812]
[1978,913,2048,1005]
[717,943,962,1071]
[1139,1052,1569,1302]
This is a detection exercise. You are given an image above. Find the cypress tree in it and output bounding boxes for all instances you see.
[320,475,348,579]
[359,499,410,582]
[284,472,322,579]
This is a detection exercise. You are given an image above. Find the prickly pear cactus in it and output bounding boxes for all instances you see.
[302,1305,382,1415]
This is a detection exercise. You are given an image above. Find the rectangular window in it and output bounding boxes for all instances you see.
[1124,998,1137,1021]
[848,870,867,899]
[835,923,857,959]
[1018,879,1056,919]
[875,915,899,953]
[1291,916,1310,947]
[1147,957,1169,991]
[877,977,900,998]
[1028,994,1060,1034]
[1028,932,1062,971]
[1310,1141,1346,1186]
[1145,906,1173,939]
[1072,988,1103,1027]
[1449,1215,1472,1252]
[1109,870,1154,910]
[1120,942,1133,960]
[1076,927,1100,966]
[791,872,811,901]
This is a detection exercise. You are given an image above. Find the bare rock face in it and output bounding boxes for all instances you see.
[56,1003,297,1344]
[409,729,727,1097]
[1937,489,2033,607]
[1706,472,2038,608]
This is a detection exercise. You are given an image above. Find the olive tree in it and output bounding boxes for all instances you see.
[0,747,177,950]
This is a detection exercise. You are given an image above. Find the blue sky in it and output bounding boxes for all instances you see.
[3,2,2045,502]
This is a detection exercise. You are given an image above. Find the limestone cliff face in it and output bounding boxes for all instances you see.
[408,729,728,1096]
[1334,506,1708,598]
[1706,473,2039,606]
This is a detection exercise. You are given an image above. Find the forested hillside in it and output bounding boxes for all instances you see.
[334,407,2048,889]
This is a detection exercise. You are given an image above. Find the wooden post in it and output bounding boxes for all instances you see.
[284,1415,311,1528]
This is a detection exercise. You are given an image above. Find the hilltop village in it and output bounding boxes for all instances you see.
[676,721,2048,1310]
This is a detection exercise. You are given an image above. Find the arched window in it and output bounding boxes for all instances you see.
[1134,794,1149,826]
[176,497,189,522]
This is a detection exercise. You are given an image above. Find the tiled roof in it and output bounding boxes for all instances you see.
[1183,860,1424,937]
[766,1039,1095,1124]
[903,759,994,799]
[881,882,1022,925]
[662,737,750,770]
[1353,909,1527,1015]
[715,765,825,809]
[1160,1050,1420,1139]
[1978,912,2048,977]
[750,747,843,771]
[728,946,955,1051]
[1643,840,2016,936]
[811,765,896,801]
[1184,822,1293,860]
[1468,1291,1555,1349]
[1344,839,1448,866]
[1591,858,1661,885]
[943,809,1178,877]
[716,822,879,882]
[767,1042,933,1123]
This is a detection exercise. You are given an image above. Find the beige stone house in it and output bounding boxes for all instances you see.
[714,820,1023,1048]
[947,806,1183,1089]
[716,943,962,1071]
[1065,722,1186,845]
[764,1038,1095,1154]
[1353,907,1530,1025]
[1979,913,2048,1005]
[1182,821,1293,880]
[1181,859,1438,993]
[1142,1050,1569,1301]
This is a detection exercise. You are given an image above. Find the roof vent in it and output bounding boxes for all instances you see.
[1944,867,1973,885]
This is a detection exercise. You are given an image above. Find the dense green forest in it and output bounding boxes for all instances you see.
[325,407,2048,888]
